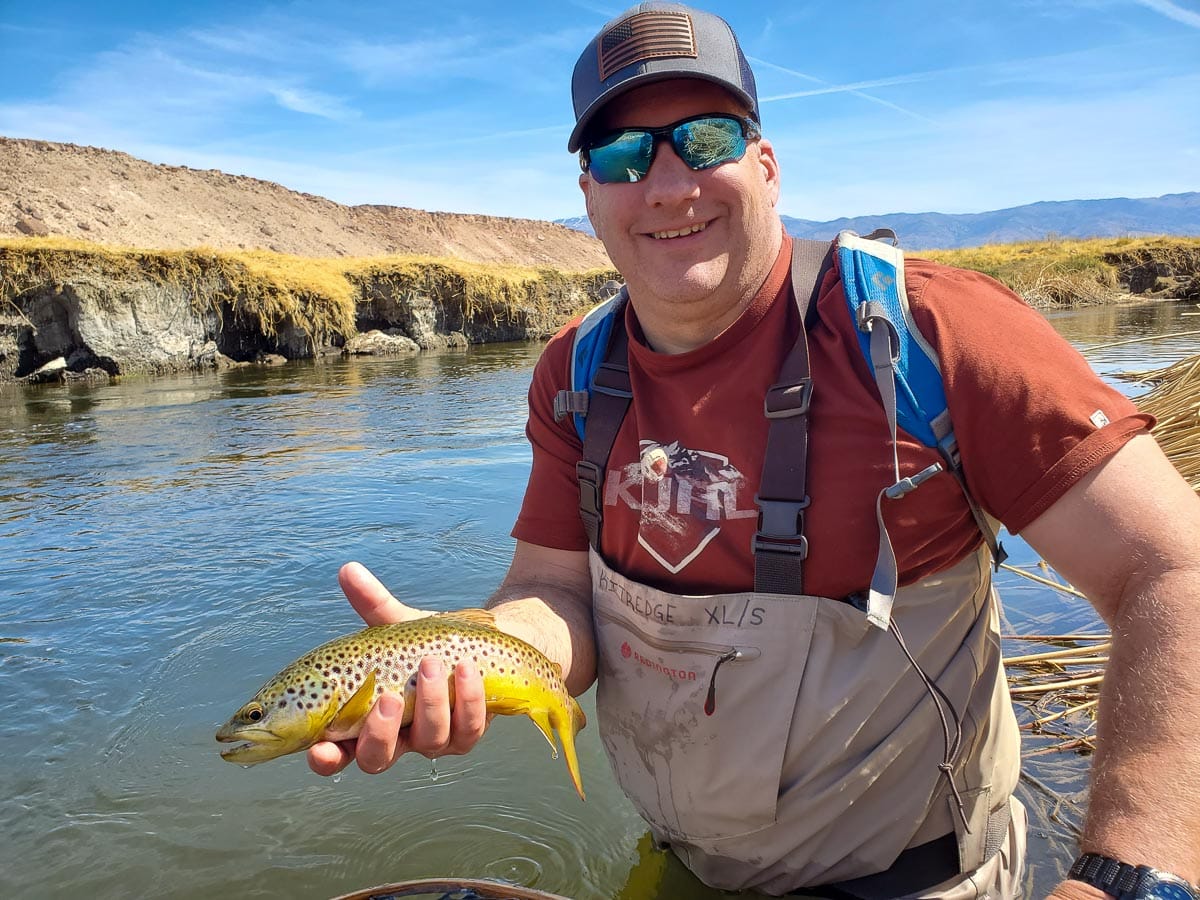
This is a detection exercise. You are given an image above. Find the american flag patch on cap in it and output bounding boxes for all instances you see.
[598,11,697,81]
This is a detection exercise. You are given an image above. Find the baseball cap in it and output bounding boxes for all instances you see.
[568,2,759,152]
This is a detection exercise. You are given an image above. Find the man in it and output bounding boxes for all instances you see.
[309,3,1200,898]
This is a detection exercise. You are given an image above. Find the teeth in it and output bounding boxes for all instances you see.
[651,222,707,240]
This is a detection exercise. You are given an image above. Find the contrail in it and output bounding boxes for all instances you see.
[751,57,938,124]
[1131,0,1200,29]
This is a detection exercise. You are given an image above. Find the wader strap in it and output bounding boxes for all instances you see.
[753,239,833,594]
[577,310,631,551]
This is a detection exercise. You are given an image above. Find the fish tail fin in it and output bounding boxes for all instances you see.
[551,697,587,802]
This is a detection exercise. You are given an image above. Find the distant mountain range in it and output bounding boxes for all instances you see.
[557,192,1200,250]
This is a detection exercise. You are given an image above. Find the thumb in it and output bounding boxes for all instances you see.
[338,561,430,626]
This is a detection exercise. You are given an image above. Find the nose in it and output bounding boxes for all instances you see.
[641,141,702,207]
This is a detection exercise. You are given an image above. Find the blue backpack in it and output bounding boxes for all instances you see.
[553,230,1005,629]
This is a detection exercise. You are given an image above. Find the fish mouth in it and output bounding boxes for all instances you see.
[215,727,285,763]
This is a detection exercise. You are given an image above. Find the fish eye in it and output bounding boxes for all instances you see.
[245,705,264,722]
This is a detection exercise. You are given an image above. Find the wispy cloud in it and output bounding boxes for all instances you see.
[269,88,359,122]
[1132,0,1200,28]
[337,35,484,83]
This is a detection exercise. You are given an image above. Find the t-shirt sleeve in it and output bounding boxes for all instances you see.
[907,263,1154,534]
[511,325,590,550]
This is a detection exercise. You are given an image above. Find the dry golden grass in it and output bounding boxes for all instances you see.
[922,235,1200,308]
[1133,353,1200,491]
[0,237,616,347]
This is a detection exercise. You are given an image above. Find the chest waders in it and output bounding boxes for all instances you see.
[556,236,1023,896]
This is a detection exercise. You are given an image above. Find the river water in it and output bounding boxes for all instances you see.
[1,299,1196,900]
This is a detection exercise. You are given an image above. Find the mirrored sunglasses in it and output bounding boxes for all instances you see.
[581,113,761,184]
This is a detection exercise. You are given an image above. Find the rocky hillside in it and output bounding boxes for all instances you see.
[0,137,611,271]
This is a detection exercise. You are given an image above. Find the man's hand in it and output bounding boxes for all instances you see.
[305,562,490,777]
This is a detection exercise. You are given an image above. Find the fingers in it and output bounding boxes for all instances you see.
[408,658,453,755]
[306,739,354,776]
[306,658,490,779]
[338,562,427,626]
[353,693,406,774]
[446,661,489,754]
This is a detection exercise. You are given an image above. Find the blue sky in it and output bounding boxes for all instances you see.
[1,1,1197,223]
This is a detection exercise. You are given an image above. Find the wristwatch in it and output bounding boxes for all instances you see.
[1069,854,1198,900]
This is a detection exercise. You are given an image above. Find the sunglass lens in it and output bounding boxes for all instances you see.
[674,117,747,170]
[588,130,654,183]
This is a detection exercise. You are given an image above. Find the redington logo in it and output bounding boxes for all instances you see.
[620,642,699,682]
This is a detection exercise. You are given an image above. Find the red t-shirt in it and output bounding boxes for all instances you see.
[512,237,1151,598]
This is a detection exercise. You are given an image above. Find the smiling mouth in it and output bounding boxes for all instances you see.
[650,221,707,240]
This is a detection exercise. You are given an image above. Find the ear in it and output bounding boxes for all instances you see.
[756,137,781,208]
[579,173,600,238]
[579,172,594,214]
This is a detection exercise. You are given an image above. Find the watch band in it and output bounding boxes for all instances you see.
[1069,853,1198,900]
[1070,854,1143,897]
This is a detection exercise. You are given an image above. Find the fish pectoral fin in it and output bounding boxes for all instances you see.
[489,697,560,759]
[327,669,377,734]
[432,608,497,629]
[525,708,560,760]
[487,695,533,716]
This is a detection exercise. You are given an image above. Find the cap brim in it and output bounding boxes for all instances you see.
[568,72,758,152]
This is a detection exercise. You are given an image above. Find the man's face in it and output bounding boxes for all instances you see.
[579,79,781,319]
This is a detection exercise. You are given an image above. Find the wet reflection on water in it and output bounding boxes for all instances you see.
[0,302,1195,899]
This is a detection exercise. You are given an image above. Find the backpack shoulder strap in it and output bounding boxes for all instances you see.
[554,289,631,551]
[836,229,1006,628]
[553,289,628,441]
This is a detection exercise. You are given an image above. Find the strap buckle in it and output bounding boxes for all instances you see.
[553,389,589,422]
[753,495,811,560]
[752,533,809,559]
[763,378,813,419]
[576,460,603,518]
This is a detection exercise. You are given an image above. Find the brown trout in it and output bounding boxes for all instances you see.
[215,609,586,799]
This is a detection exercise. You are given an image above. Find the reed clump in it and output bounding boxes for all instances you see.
[999,563,1108,759]
[1131,353,1200,491]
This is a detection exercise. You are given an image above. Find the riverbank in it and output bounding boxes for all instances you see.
[0,238,618,383]
[2,234,1198,384]
[924,235,1200,308]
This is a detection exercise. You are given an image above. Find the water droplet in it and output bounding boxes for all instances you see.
[429,758,439,781]
[332,772,343,784]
